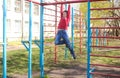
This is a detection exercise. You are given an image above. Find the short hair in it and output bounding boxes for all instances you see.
[63,10,68,14]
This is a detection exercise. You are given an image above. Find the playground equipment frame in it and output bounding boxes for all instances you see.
[2,0,120,78]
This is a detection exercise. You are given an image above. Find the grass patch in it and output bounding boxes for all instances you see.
[0,39,120,77]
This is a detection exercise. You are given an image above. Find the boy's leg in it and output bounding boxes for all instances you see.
[62,30,76,59]
[54,30,66,45]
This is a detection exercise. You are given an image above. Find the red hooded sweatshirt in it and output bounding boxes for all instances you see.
[58,4,71,30]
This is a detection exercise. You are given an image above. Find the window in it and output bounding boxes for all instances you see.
[7,19,11,32]
[14,20,21,32]
[15,0,21,13]
[7,0,11,10]
[34,4,39,15]
[25,1,29,14]
[24,21,29,33]
[34,22,39,32]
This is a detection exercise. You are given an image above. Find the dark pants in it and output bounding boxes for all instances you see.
[54,30,76,59]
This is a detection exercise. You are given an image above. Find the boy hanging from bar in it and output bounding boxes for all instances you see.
[54,4,76,59]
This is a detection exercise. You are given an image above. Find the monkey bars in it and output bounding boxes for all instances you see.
[27,0,108,5]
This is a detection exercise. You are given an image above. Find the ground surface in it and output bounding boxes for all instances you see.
[0,44,120,78]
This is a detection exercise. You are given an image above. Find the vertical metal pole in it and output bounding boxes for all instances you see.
[54,4,57,63]
[28,1,32,78]
[87,0,91,78]
[96,29,98,46]
[3,0,7,78]
[65,4,67,10]
[71,7,74,49]
[40,0,44,77]
[64,48,68,59]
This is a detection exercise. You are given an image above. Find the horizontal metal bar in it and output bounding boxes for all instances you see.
[42,0,108,5]
[27,0,108,5]
[91,27,120,29]
[91,64,120,68]
[90,54,120,58]
[90,72,120,77]
[91,46,120,48]
[91,7,120,10]
[21,41,29,43]
[91,36,120,39]
[27,0,41,5]
[91,17,120,20]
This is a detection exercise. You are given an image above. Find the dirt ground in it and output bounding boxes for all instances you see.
[1,45,120,78]
[12,64,87,78]
[1,45,87,78]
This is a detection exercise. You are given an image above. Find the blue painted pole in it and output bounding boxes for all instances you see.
[3,0,7,78]
[87,0,91,78]
[64,48,68,59]
[28,1,32,78]
[40,0,44,78]
[65,4,67,10]
[71,7,74,49]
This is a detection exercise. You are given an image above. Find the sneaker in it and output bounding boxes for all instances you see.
[73,55,76,59]
[72,52,76,59]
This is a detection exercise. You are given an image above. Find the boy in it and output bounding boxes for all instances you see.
[54,4,76,59]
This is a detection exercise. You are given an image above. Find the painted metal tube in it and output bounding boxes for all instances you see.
[96,29,98,46]
[42,0,107,5]
[28,1,32,78]
[87,0,91,78]
[40,0,44,77]
[54,5,57,63]
[71,7,74,49]
[27,0,107,5]
[64,48,68,59]
[3,0,7,78]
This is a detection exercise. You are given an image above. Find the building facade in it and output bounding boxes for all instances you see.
[0,0,42,42]
[0,0,78,42]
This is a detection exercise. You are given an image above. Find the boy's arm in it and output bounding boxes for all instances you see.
[60,4,63,18]
[67,4,71,22]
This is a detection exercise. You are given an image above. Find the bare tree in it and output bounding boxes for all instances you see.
[106,3,120,36]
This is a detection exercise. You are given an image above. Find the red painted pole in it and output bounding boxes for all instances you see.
[91,46,120,48]
[92,29,95,46]
[91,54,120,58]
[90,72,120,77]
[54,4,58,64]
